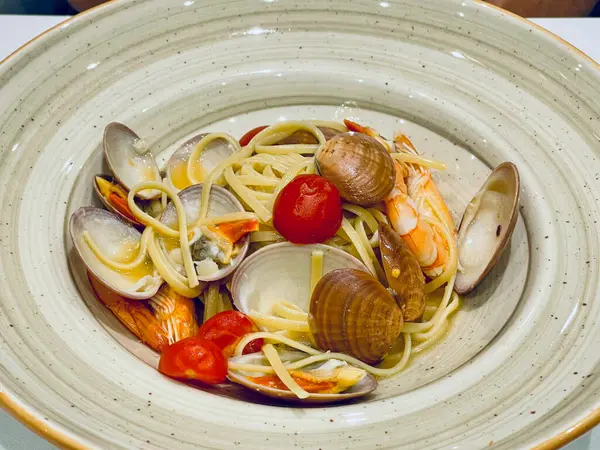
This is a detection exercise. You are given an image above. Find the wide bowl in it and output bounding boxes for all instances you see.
[1,0,599,449]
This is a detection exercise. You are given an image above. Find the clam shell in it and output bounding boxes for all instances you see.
[309,268,403,365]
[159,184,250,282]
[69,207,162,299]
[315,132,395,206]
[92,174,144,228]
[455,162,520,295]
[379,223,426,322]
[276,126,340,144]
[103,122,161,199]
[166,133,237,191]
[231,242,367,315]
[227,353,377,404]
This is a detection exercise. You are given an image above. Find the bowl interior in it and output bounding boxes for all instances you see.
[68,104,530,403]
[1,0,599,448]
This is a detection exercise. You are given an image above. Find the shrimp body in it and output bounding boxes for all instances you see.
[343,118,454,279]
[88,273,170,352]
[385,134,454,278]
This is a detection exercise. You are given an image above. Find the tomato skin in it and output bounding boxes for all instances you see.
[158,337,227,384]
[239,125,269,146]
[197,311,263,357]
[273,174,343,244]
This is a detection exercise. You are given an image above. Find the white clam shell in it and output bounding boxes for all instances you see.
[166,133,237,191]
[455,162,520,295]
[231,242,367,314]
[159,184,250,282]
[227,353,377,404]
[103,122,162,199]
[69,207,162,299]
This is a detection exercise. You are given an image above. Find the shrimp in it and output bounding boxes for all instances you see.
[88,273,169,352]
[148,284,199,345]
[88,273,199,352]
[384,134,454,278]
[344,118,454,279]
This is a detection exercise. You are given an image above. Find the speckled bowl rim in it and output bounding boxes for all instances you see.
[0,1,599,449]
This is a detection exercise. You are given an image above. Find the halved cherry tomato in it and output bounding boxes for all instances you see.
[158,337,227,384]
[273,174,343,244]
[239,125,269,146]
[197,311,263,357]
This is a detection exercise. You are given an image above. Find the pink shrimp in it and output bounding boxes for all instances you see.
[384,134,454,278]
[344,119,454,278]
[88,274,199,352]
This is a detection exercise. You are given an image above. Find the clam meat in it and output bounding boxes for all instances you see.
[228,353,376,404]
[159,184,256,282]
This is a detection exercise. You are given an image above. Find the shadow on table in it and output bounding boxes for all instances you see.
[0,0,76,14]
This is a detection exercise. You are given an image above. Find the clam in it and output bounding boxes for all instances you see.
[69,207,162,299]
[315,133,395,205]
[103,122,162,199]
[93,174,144,228]
[231,242,367,315]
[309,268,403,365]
[455,162,520,295]
[228,353,377,404]
[159,184,253,282]
[379,223,426,322]
[276,126,340,144]
[166,133,238,191]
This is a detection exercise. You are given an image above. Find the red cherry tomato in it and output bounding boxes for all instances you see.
[197,311,263,357]
[273,174,343,244]
[239,125,269,146]
[158,337,227,384]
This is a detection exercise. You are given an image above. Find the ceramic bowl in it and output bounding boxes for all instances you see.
[1,0,599,449]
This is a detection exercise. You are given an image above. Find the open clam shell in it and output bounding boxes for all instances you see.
[227,353,377,404]
[455,162,520,295]
[103,122,162,200]
[379,223,426,322]
[166,133,237,191]
[231,242,367,315]
[159,184,250,282]
[69,207,162,299]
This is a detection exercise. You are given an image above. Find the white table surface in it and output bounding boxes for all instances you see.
[1,14,599,450]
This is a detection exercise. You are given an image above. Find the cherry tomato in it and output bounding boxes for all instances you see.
[239,125,269,146]
[197,311,263,357]
[158,337,227,384]
[273,174,343,244]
